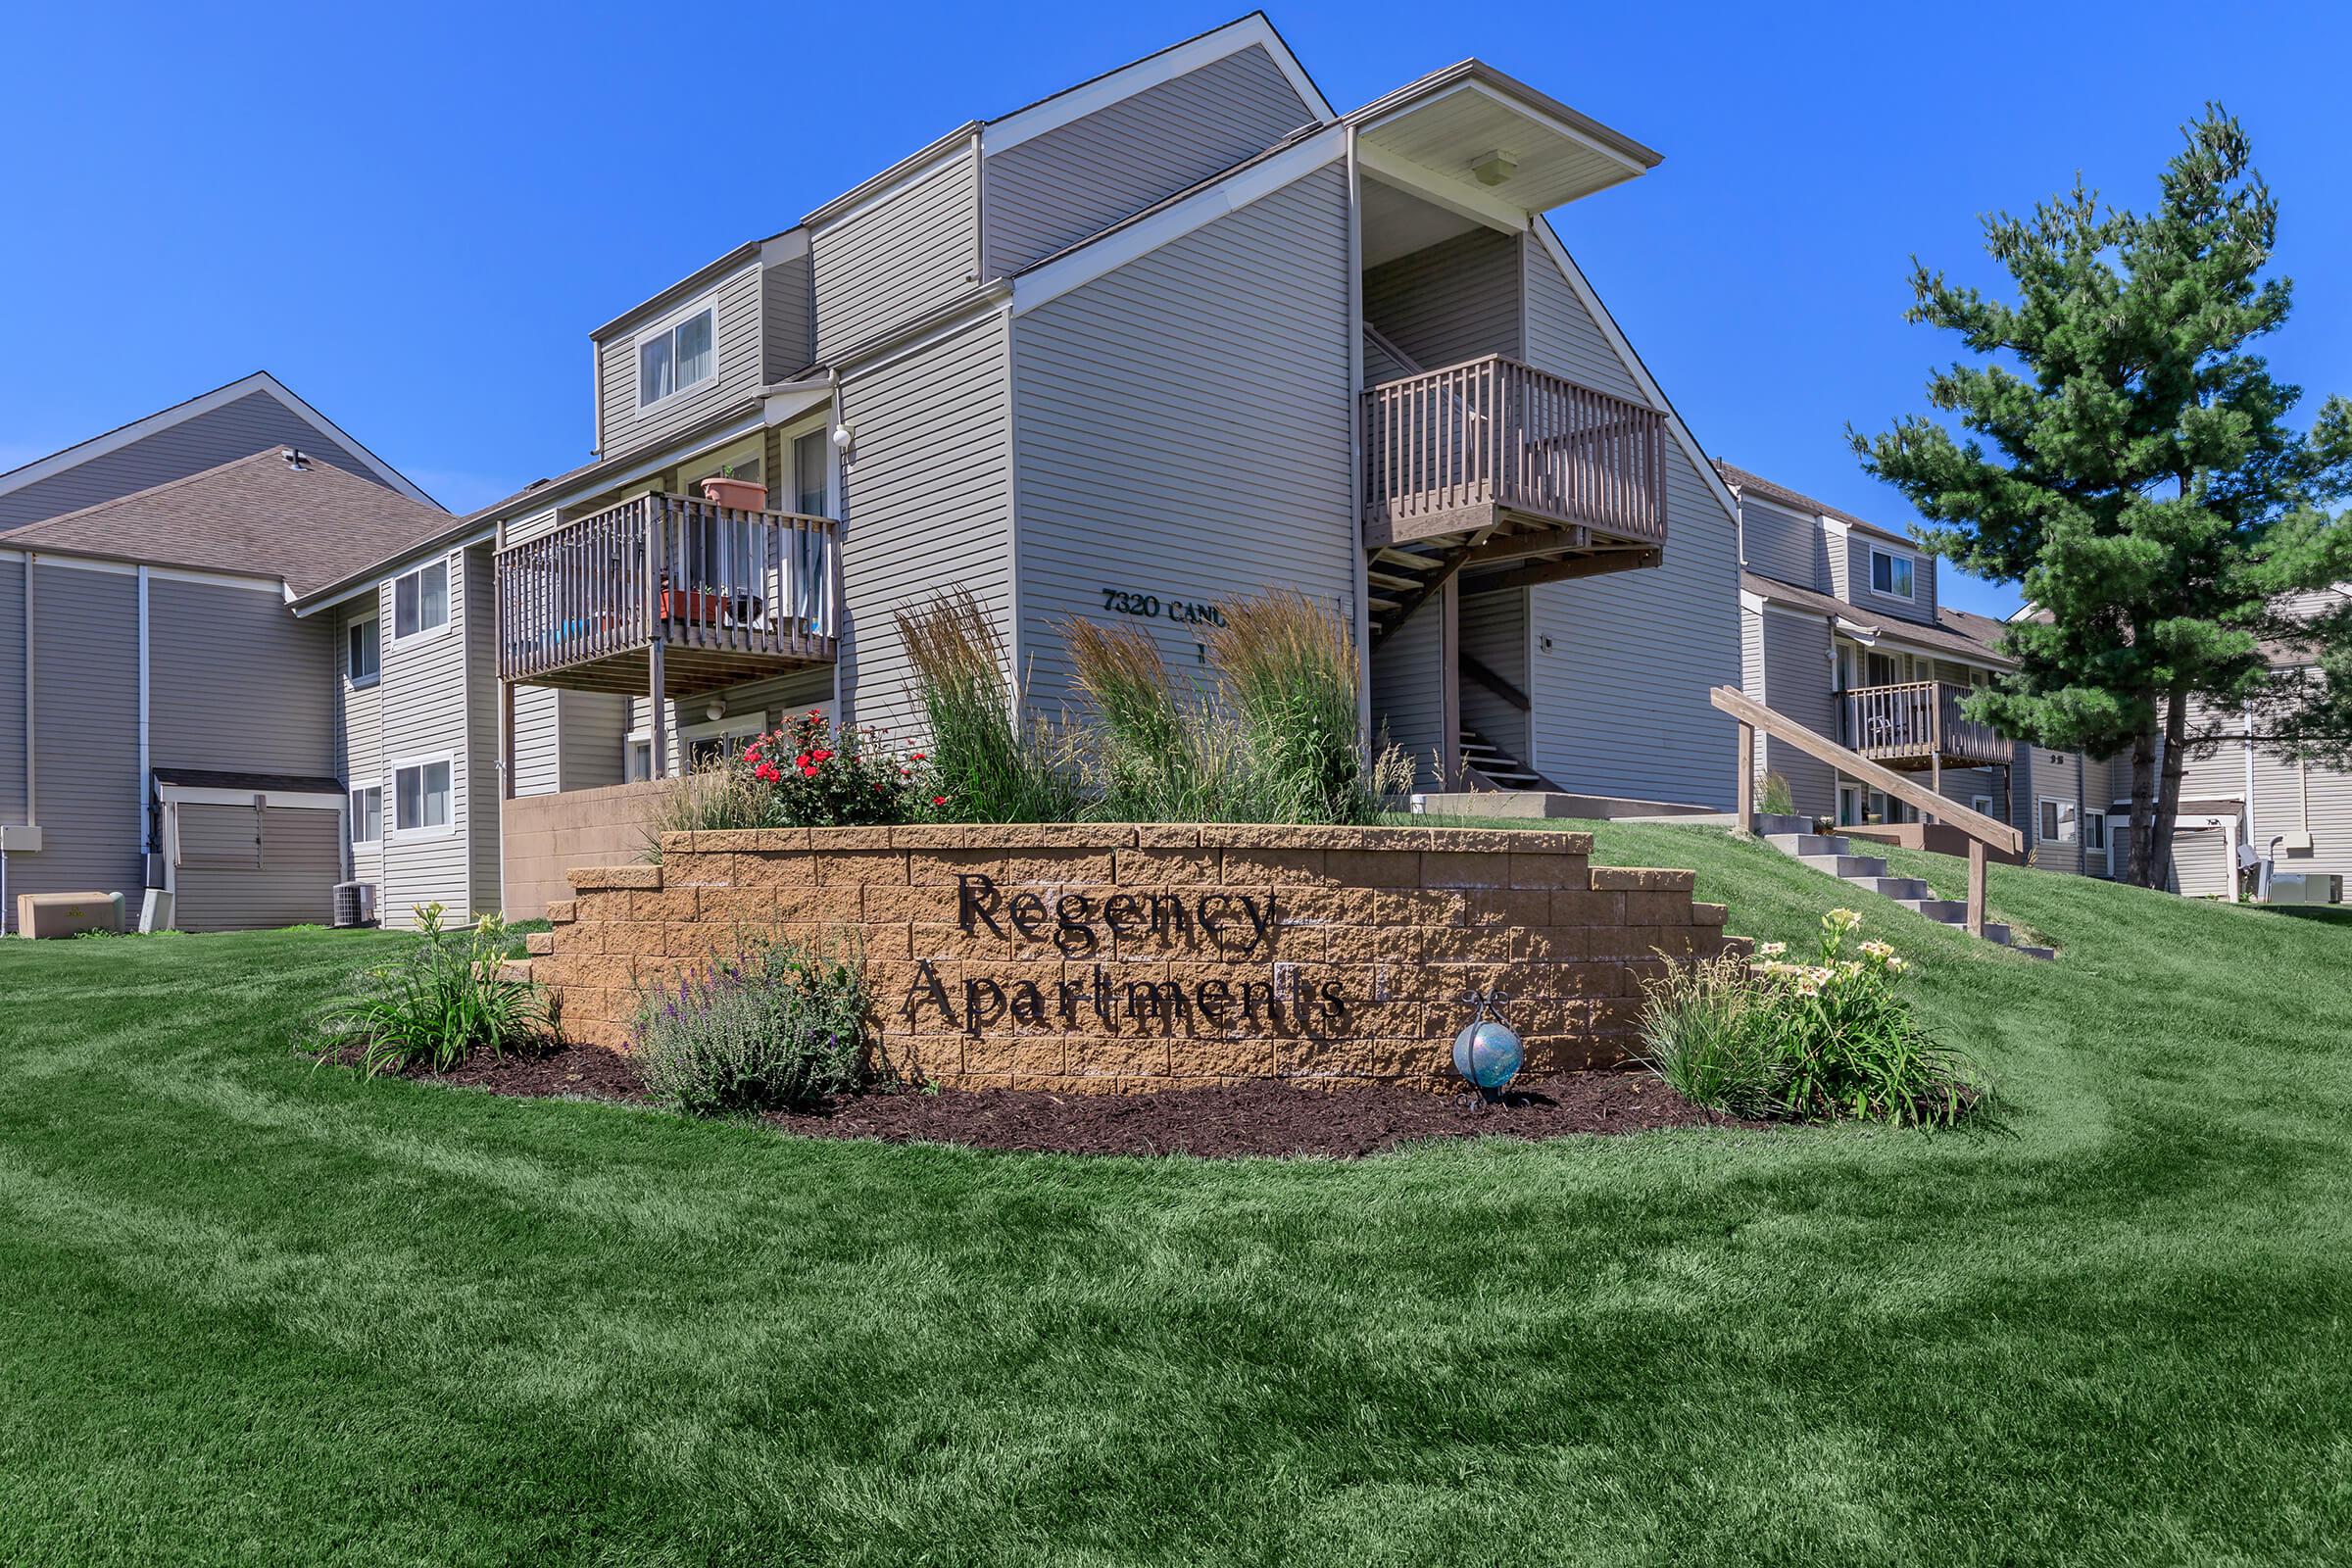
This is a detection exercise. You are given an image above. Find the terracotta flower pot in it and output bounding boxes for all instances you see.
[699,476,766,511]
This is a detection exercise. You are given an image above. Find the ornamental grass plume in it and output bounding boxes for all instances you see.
[897,587,1080,823]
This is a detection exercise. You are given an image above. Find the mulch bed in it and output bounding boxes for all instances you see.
[350,1042,1761,1158]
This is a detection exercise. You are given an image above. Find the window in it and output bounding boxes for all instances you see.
[392,560,449,642]
[1837,784,1862,827]
[393,759,453,834]
[350,785,382,845]
[638,306,715,408]
[794,428,830,515]
[1971,795,1994,817]
[1869,546,1915,601]
[626,739,654,783]
[347,617,379,686]
[2038,797,2078,845]
[2083,811,2108,852]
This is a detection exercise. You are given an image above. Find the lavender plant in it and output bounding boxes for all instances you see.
[631,933,872,1114]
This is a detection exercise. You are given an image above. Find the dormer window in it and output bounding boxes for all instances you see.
[1868,545,1915,602]
[638,305,716,409]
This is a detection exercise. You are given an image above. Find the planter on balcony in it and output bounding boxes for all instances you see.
[699,476,766,511]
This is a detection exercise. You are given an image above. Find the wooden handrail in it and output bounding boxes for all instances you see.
[1713,685,2021,939]
[1460,652,1530,712]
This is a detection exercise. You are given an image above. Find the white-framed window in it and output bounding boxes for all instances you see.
[637,303,716,409]
[350,785,382,845]
[2083,810,2108,858]
[1868,545,1916,601]
[391,757,455,836]
[794,427,831,515]
[1970,794,1994,817]
[2037,797,2079,845]
[1838,782,1863,827]
[346,616,379,687]
[625,738,654,784]
[392,559,450,643]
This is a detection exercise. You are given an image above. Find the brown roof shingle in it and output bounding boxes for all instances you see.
[1,448,449,594]
[1714,460,1913,545]
[1742,570,2016,667]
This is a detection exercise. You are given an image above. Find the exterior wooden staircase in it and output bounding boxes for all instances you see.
[1457,727,1549,792]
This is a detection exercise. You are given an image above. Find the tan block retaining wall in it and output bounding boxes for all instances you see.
[515,824,1749,1094]
[502,780,678,922]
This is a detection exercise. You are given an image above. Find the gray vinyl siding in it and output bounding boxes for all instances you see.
[1846,531,1936,624]
[1371,602,1445,785]
[561,693,628,790]
[376,553,472,926]
[173,801,341,932]
[595,264,763,461]
[511,685,561,796]
[761,252,814,380]
[24,563,143,921]
[812,149,979,363]
[1458,587,1528,771]
[838,312,1009,738]
[1740,495,1828,591]
[0,391,389,530]
[624,666,834,774]
[1522,228,1644,403]
[1362,330,1409,386]
[984,43,1315,277]
[148,579,333,776]
[0,558,23,830]
[465,549,502,915]
[1753,607,1838,816]
[336,602,384,887]
[1520,242,1740,808]
[2177,692,2351,897]
[1362,227,1521,371]
[1009,162,1356,720]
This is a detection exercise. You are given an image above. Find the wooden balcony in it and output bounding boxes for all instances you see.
[495,493,837,699]
[1839,680,2012,770]
[1361,355,1668,642]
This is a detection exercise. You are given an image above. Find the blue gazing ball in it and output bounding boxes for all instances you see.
[1452,1018,1525,1091]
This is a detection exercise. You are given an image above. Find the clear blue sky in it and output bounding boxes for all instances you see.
[9,2,2349,619]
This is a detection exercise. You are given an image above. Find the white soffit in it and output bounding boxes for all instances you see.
[1357,78,1650,214]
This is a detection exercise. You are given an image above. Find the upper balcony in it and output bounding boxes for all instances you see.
[496,492,837,699]
[1361,355,1667,634]
[1839,680,2013,771]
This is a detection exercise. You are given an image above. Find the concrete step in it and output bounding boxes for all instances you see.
[2014,944,2056,960]
[1854,876,1932,901]
[1800,854,1890,879]
[1768,833,1851,858]
[1902,899,1970,923]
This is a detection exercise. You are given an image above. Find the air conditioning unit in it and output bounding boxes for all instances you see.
[332,881,377,928]
[2267,873,2340,906]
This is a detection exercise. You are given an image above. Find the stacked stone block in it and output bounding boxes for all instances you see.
[517,824,1749,1093]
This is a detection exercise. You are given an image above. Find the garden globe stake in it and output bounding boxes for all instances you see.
[1451,991,1525,1107]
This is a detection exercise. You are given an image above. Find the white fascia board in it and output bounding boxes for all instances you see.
[805,127,979,234]
[984,15,1331,156]
[1354,142,1525,235]
[0,371,438,512]
[1012,128,1347,318]
[1528,219,1742,530]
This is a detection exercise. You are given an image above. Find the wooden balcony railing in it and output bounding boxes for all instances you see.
[1839,680,2012,767]
[1362,355,1668,546]
[495,492,837,688]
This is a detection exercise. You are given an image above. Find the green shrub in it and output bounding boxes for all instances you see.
[1638,910,1983,1127]
[1636,951,1784,1119]
[632,933,872,1114]
[897,588,1082,823]
[649,713,919,849]
[1760,770,1796,816]
[330,903,552,1075]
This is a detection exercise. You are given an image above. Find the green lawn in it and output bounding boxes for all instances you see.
[2,828,2348,1566]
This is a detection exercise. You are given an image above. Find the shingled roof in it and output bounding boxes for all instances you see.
[1742,570,2016,666]
[1714,461,1913,545]
[1,448,450,594]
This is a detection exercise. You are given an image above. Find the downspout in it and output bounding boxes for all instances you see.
[137,566,151,868]
[2242,698,2259,859]
[23,551,34,828]
[1345,123,1372,766]
[827,365,846,725]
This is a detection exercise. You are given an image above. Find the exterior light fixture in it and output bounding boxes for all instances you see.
[831,423,854,450]
[1471,151,1517,187]
[706,700,725,722]
[1452,991,1525,1102]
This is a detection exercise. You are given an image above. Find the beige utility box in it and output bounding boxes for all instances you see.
[16,892,125,939]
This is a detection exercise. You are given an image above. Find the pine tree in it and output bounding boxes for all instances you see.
[1853,108,2349,888]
